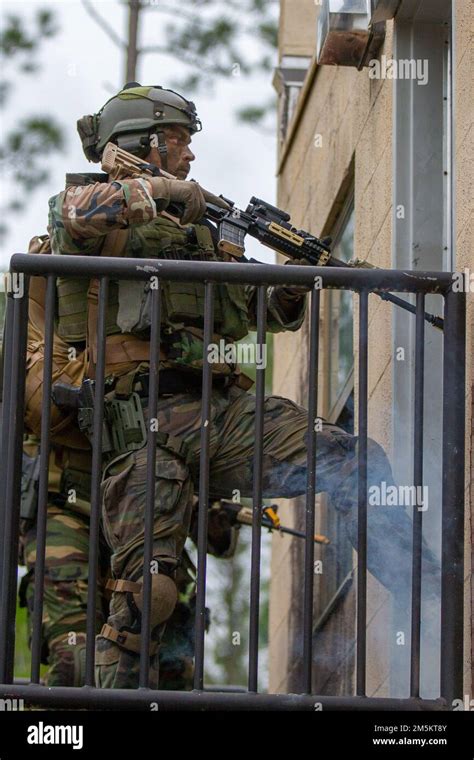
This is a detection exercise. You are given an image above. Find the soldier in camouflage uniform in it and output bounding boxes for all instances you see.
[20,238,237,689]
[20,439,233,689]
[18,251,105,687]
[46,83,439,689]
[20,436,107,686]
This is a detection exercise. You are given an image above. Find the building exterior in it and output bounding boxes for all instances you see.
[269,0,472,700]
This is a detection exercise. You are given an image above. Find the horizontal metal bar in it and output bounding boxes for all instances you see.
[0,684,447,711]
[9,253,454,293]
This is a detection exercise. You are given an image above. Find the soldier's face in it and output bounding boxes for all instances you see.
[147,125,195,179]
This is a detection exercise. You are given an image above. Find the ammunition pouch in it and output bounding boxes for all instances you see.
[76,390,146,459]
[60,467,92,507]
[106,392,148,454]
[71,376,191,463]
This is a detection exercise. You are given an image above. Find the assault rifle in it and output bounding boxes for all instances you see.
[211,499,330,545]
[101,142,444,331]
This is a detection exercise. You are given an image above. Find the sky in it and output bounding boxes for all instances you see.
[0,0,279,270]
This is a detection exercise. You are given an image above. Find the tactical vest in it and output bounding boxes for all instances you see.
[25,233,91,449]
[56,173,250,348]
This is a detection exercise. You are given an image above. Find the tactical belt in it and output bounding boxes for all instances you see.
[133,368,231,398]
[63,369,238,464]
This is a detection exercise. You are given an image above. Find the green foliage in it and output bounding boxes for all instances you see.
[204,527,270,689]
[237,105,270,126]
[0,8,65,241]
[136,0,279,127]
[205,538,250,686]
[14,602,31,679]
[257,20,278,49]
[14,597,48,681]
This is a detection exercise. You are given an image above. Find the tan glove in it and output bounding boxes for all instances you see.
[147,177,229,225]
[279,258,312,298]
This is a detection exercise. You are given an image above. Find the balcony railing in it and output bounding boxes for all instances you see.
[0,253,466,710]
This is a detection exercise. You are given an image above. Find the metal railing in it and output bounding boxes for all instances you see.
[0,253,466,710]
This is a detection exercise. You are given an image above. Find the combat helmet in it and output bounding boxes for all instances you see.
[77,82,202,170]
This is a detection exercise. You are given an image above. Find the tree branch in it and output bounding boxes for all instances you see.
[144,3,204,23]
[81,0,127,50]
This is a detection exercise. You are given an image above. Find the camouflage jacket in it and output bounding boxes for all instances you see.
[48,175,307,377]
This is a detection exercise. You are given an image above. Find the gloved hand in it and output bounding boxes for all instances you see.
[147,177,230,225]
[279,258,313,298]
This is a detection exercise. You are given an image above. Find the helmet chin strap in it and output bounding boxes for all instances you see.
[156,130,168,172]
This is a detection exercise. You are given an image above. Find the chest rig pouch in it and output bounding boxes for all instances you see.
[117,214,250,341]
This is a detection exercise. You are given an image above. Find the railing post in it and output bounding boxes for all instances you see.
[303,287,320,693]
[140,283,162,688]
[0,279,29,683]
[85,275,109,687]
[248,285,267,693]
[193,281,215,690]
[356,290,369,696]
[0,291,15,607]
[440,287,466,705]
[30,275,56,683]
[410,293,425,697]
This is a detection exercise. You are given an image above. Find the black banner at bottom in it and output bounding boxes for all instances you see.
[0,708,472,758]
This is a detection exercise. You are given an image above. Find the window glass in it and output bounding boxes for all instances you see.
[328,205,354,412]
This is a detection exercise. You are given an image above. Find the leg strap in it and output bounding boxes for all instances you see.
[106,579,141,594]
[101,574,178,655]
[99,623,160,656]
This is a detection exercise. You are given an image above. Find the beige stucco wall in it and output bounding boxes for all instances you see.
[454,0,473,697]
[269,0,473,698]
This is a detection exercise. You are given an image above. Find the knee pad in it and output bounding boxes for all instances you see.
[100,573,178,655]
[133,573,178,628]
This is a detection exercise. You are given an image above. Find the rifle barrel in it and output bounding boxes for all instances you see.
[262,519,330,545]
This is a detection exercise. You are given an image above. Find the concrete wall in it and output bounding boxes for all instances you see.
[269,0,473,698]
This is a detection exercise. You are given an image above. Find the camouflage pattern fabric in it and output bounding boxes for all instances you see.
[49,178,157,252]
[47,177,307,376]
[21,495,207,689]
[21,504,107,687]
[20,464,222,690]
[97,383,440,688]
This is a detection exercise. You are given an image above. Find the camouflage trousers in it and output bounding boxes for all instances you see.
[22,504,195,689]
[22,504,106,687]
[97,383,440,688]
